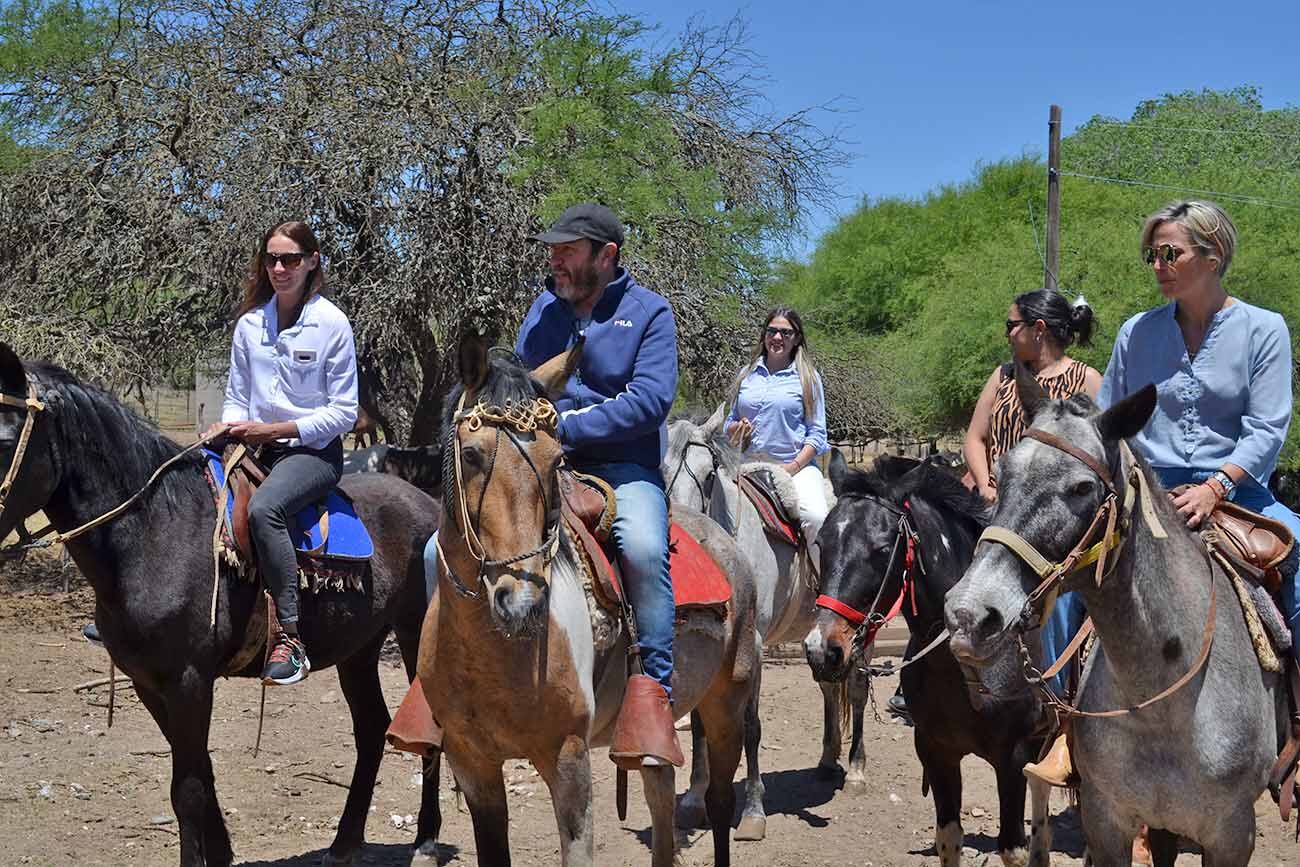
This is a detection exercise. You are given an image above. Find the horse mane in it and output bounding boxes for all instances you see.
[839,457,991,527]
[28,361,206,510]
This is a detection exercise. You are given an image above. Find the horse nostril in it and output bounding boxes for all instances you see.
[977,605,1004,639]
[493,585,511,616]
[825,642,843,670]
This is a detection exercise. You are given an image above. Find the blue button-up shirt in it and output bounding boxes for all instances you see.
[1098,300,1293,488]
[727,361,829,463]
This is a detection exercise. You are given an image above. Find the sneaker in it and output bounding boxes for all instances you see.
[82,622,105,648]
[262,632,310,685]
[887,690,910,718]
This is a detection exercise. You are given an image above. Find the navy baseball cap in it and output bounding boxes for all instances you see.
[529,203,624,247]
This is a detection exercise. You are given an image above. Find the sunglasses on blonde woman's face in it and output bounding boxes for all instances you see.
[1142,244,1187,266]
[265,252,308,270]
[765,326,797,339]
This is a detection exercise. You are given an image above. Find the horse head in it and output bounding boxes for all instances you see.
[804,449,923,682]
[944,378,1156,693]
[440,331,580,636]
[0,343,58,542]
[664,403,736,528]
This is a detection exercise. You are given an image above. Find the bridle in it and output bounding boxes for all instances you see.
[439,391,564,599]
[975,427,1219,720]
[0,382,46,533]
[815,495,923,656]
[667,435,722,511]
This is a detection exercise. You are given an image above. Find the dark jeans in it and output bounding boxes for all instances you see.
[247,439,343,626]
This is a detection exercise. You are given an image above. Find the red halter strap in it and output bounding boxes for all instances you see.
[815,500,920,644]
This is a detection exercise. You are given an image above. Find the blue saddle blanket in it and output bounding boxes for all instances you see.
[204,450,373,561]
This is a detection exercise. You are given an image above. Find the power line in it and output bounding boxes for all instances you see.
[1058,171,1300,212]
[1085,119,1300,144]
[1027,199,1058,287]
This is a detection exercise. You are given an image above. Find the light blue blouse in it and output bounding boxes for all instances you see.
[1097,300,1293,487]
[727,361,829,462]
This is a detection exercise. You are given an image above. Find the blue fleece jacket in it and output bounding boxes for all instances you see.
[515,268,679,471]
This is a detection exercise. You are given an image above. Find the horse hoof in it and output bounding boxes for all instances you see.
[735,815,766,841]
[411,838,440,863]
[320,850,355,867]
[674,798,709,830]
[843,777,868,796]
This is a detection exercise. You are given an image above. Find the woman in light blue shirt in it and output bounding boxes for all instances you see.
[724,306,830,551]
[1099,199,1300,663]
[211,221,359,686]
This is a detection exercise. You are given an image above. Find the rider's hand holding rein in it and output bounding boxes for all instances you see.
[1171,477,1225,529]
[227,420,300,445]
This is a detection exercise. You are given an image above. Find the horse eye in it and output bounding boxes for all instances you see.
[1071,480,1093,497]
[460,445,484,469]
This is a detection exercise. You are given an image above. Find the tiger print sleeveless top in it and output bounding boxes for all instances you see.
[986,359,1089,485]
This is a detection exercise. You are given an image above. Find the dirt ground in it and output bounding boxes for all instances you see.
[0,555,1295,867]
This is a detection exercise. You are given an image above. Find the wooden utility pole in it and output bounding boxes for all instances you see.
[1045,104,1061,289]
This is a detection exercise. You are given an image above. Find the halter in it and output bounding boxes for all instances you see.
[441,390,563,598]
[815,495,923,654]
[667,436,722,509]
[0,383,46,537]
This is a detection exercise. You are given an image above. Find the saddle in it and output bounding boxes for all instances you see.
[737,465,801,548]
[1203,495,1294,594]
[557,468,731,619]
[207,445,374,589]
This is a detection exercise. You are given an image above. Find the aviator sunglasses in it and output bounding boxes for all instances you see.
[265,251,309,270]
[1142,244,1186,266]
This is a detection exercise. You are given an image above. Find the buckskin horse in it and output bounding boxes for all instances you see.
[946,370,1285,867]
[664,407,865,839]
[0,343,440,867]
[412,335,758,866]
[806,450,1051,867]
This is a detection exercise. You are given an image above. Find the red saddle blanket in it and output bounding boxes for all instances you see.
[570,517,732,616]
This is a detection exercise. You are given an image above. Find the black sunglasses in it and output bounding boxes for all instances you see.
[265,252,309,270]
[1142,244,1185,266]
[765,326,797,339]
[1005,319,1028,336]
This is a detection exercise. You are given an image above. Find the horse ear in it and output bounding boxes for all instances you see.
[877,454,920,480]
[828,448,849,494]
[1015,361,1048,421]
[531,336,583,398]
[458,330,489,392]
[0,343,25,394]
[1096,384,1156,442]
[700,402,727,439]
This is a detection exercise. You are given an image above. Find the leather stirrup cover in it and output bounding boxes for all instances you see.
[386,679,444,758]
[609,674,683,771]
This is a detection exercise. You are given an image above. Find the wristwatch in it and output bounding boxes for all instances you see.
[1209,470,1236,498]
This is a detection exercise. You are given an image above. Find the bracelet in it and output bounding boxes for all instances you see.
[1203,478,1226,500]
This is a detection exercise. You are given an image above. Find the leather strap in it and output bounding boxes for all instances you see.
[815,593,868,625]
[1023,429,1115,491]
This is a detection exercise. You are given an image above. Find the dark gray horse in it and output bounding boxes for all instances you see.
[0,344,441,867]
[946,373,1284,867]
[807,451,1050,867]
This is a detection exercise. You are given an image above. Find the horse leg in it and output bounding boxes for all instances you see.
[533,735,594,866]
[1076,790,1137,867]
[397,621,442,862]
[1199,801,1257,867]
[1146,828,1178,867]
[325,633,391,866]
[695,686,748,867]
[1025,777,1052,867]
[156,673,231,867]
[992,751,1030,867]
[639,763,679,867]
[734,669,767,841]
[843,665,869,793]
[451,752,512,867]
[917,736,963,867]
[673,709,710,830]
[816,680,843,779]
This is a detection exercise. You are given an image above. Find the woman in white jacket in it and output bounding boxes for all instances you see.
[210,220,358,686]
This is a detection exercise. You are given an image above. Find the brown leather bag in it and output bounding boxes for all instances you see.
[1200,493,1294,595]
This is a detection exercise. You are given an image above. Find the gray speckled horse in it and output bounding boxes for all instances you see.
[945,372,1284,867]
[665,407,867,841]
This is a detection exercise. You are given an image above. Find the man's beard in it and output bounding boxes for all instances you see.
[553,259,603,303]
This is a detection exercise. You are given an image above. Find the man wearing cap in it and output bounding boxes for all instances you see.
[516,203,682,770]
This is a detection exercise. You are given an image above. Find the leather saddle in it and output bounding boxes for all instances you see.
[557,468,730,617]
[737,467,802,548]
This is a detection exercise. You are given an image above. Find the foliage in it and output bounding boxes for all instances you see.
[779,87,1300,469]
[0,0,840,444]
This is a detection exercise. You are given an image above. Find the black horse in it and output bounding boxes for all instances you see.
[0,344,440,867]
[804,451,1052,867]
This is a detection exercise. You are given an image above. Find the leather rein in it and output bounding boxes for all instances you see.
[438,391,564,599]
[977,428,1218,720]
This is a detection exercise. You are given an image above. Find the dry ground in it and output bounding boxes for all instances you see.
[0,555,1294,866]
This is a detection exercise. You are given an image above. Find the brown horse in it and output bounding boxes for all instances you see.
[415,336,759,866]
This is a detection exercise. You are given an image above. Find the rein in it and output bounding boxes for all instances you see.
[441,392,563,598]
[976,428,1220,721]
[0,380,222,559]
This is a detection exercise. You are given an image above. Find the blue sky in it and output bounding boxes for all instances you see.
[612,0,1300,254]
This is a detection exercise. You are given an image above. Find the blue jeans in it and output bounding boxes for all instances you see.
[423,461,676,697]
[1156,467,1300,663]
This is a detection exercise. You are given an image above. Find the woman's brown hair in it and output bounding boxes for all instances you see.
[234,221,325,321]
[726,306,821,418]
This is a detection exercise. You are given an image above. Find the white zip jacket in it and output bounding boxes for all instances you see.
[221,295,359,449]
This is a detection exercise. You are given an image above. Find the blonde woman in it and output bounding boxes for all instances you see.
[725,306,829,551]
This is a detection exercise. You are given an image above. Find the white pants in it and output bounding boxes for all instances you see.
[790,463,830,552]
